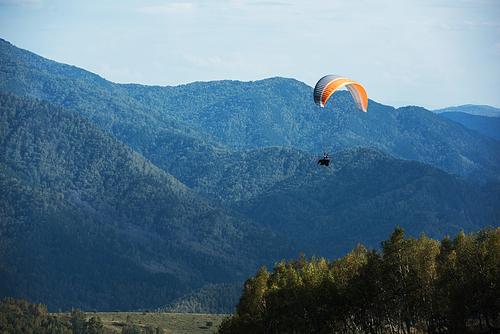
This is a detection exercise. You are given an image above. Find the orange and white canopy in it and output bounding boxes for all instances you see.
[313,75,368,112]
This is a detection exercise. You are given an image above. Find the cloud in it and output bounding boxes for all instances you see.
[246,1,291,5]
[98,63,144,84]
[0,0,43,8]
[135,3,195,15]
[493,43,500,56]
[184,53,236,69]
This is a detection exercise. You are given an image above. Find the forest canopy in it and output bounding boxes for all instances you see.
[218,227,500,334]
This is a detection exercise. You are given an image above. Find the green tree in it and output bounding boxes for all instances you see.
[348,249,385,334]
[42,314,70,334]
[435,227,500,333]
[122,322,141,334]
[70,308,87,334]
[218,228,499,334]
[478,227,500,331]
[0,298,71,334]
[409,233,440,333]
[233,266,270,333]
[87,315,104,334]
[379,227,440,333]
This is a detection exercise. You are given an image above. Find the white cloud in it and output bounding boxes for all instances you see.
[0,0,43,7]
[493,43,500,55]
[98,63,144,84]
[135,3,195,15]
[246,2,291,6]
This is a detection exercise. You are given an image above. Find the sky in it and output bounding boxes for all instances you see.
[0,0,499,109]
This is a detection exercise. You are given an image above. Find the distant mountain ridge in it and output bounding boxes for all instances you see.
[431,104,500,140]
[438,112,500,141]
[433,104,500,117]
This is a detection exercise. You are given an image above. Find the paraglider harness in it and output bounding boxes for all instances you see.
[317,152,330,166]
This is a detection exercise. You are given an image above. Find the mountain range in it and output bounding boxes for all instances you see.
[433,104,500,117]
[432,104,500,141]
[0,38,499,313]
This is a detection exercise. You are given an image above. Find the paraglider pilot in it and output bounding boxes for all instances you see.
[317,153,330,166]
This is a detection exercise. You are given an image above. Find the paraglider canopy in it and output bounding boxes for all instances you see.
[313,75,368,112]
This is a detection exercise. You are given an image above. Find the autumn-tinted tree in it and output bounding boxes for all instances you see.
[435,227,500,333]
[219,228,500,334]
[0,298,70,334]
[70,308,87,334]
[86,315,104,334]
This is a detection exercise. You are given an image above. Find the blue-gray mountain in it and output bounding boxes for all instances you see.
[1,38,499,313]
[1,38,499,183]
[432,104,500,140]
[433,104,500,117]
[440,112,500,141]
[0,92,308,312]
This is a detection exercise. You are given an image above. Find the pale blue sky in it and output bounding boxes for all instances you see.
[1,0,499,109]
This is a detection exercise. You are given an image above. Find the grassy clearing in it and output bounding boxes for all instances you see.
[77,312,227,334]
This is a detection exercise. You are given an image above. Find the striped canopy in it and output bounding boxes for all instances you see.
[313,75,368,112]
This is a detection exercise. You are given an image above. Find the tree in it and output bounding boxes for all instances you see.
[70,308,87,334]
[230,266,270,334]
[348,249,385,334]
[87,315,104,334]
[122,322,141,334]
[478,227,500,332]
[409,233,440,333]
[218,228,499,334]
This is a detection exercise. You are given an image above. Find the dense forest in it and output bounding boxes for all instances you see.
[0,298,104,334]
[157,282,243,315]
[219,227,500,334]
[439,112,500,141]
[0,92,306,312]
[230,146,496,257]
[0,38,499,315]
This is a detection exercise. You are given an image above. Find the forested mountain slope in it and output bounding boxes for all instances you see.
[232,146,494,257]
[1,38,499,183]
[158,282,244,314]
[0,92,306,312]
[439,112,500,141]
[0,39,226,153]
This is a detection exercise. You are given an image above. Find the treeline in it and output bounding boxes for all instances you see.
[218,227,500,334]
[0,297,164,334]
[0,297,101,334]
[157,282,244,314]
